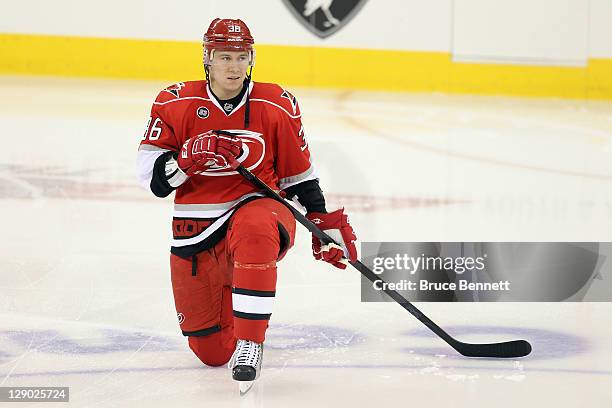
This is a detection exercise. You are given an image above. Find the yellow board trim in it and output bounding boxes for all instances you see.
[1,33,611,99]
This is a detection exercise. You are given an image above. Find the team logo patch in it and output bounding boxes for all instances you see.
[191,129,265,177]
[223,103,234,112]
[197,106,209,119]
[282,0,368,38]
[177,313,185,324]
[165,82,185,98]
[281,89,298,115]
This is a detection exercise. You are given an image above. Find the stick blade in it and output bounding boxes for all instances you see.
[455,340,532,358]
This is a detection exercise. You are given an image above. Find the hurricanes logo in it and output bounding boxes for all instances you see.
[281,89,298,115]
[165,82,185,98]
[197,106,209,119]
[177,313,185,324]
[191,129,265,177]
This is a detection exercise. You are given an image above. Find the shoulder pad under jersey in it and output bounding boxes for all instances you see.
[250,82,301,117]
[157,80,207,102]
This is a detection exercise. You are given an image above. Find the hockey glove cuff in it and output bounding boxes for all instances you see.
[306,208,358,270]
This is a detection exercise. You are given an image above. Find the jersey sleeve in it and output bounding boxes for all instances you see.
[136,89,188,196]
[273,93,319,190]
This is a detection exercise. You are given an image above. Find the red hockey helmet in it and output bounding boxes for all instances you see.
[203,18,255,66]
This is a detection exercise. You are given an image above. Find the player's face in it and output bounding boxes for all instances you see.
[208,50,251,99]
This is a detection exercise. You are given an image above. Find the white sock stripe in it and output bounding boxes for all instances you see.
[232,293,275,315]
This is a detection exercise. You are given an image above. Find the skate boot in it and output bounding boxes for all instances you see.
[229,339,263,382]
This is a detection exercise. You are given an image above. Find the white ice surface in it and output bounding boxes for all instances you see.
[0,76,611,407]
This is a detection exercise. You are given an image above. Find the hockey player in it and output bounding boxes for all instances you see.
[136,18,358,385]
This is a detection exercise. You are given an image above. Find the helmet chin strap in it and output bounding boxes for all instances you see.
[244,65,253,129]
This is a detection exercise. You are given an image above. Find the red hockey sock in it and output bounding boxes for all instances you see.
[232,260,277,343]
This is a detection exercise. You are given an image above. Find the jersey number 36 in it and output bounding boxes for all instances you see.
[142,117,163,141]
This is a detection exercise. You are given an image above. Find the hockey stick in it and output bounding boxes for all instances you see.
[235,164,532,358]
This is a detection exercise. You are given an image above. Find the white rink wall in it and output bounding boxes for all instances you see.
[2,0,612,60]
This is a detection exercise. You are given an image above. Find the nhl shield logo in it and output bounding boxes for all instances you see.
[282,0,368,38]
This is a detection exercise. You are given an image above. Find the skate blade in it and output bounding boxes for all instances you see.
[239,381,254,396]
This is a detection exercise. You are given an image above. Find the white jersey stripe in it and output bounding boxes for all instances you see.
[171,192,267,247]
[173,192,265,218]
[138,144,170,152]
[171,210,234,247]
[250,98,302,119]
[152,88,300,118]
[153,96,212,106]
[279,165,318,190]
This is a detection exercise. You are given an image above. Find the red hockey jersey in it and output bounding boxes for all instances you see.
[137,80,317,256]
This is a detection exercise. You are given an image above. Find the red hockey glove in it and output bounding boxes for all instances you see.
[177,131,242,176]
[306,208,358,270]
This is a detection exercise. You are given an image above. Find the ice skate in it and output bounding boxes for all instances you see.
[229,339,263,395]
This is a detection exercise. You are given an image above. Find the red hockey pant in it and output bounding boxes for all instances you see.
[170,198,295,366]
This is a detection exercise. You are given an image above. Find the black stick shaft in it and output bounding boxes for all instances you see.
[235,164,531,358]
